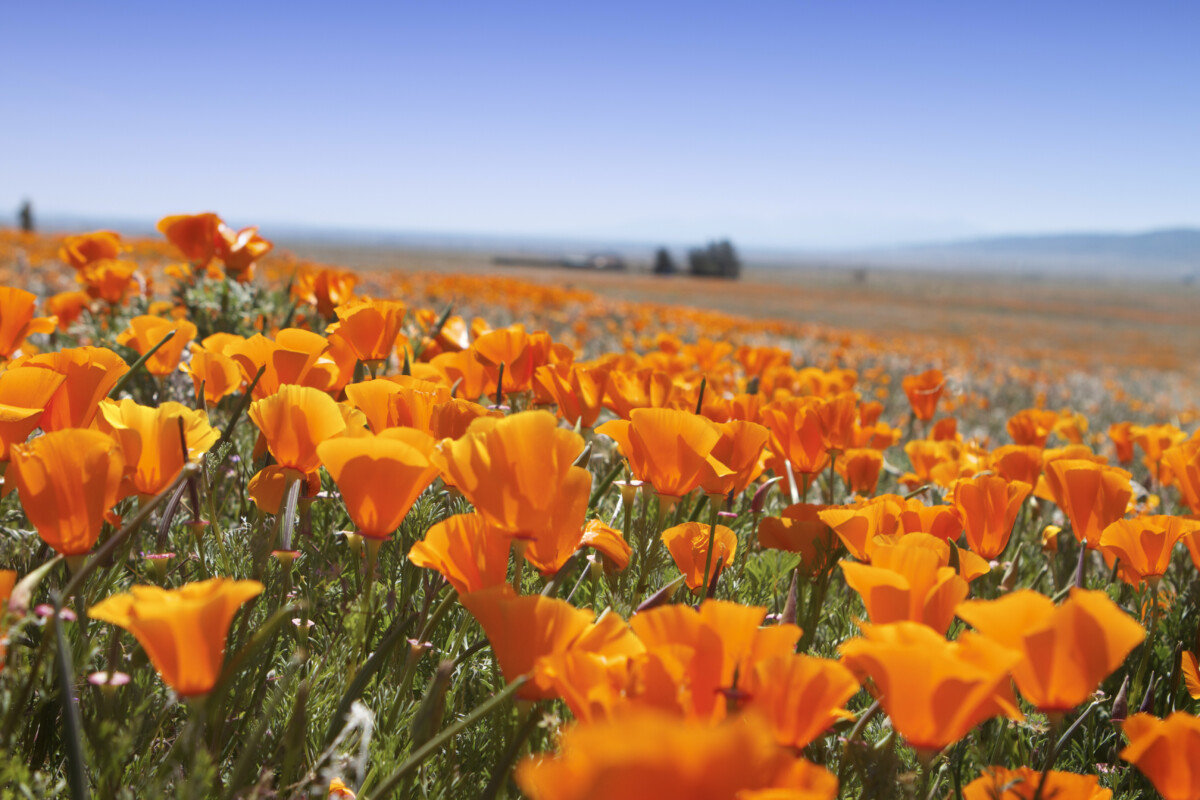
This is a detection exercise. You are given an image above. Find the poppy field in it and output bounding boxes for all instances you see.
[3,217,1200,800]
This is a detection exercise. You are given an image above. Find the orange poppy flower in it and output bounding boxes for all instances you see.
[698,419,770,498]
[116,315,197,377]
[408,513,511,594]
[989,444,1044,487]
[836,448,884,496]
[1132,424,1187,471]
[840,543,968,633]
[897,500,964,542]
[97,399,219,499]
[88,578,264,697]
[12,347,130,431]
[326,299,407,366]
[215,223,272,281]
[460,586,637,701]
[758,503,838,576]
[743,654,860,749]
[579,519,632,570]
[1007,408,1061,447]
[1108,421,1136,464]
[77,258,140,305]
[45,290,91,329]
[661,521,737,592]
[902,368,945,422]
[9,429,124,557]
[838,621,1022,754]
[0,287,56,359]
[0,365,65,459]
[246,465,322,515]
[603,368,678,419]
[514,710,837,800]
[955,588,1144,712]
[534,363,611,429]
[316,430,439,540]
[596,408,731,500]
[344,376,451,435]
[248,384,350,474]
[58,230,124,269]
[472,324,535,394]
[1098,515,1200,587]
[951,475,1032,560]
[1043,460,1132,547]
[1120,712,1200,800]
[1162,441,1200,514]
[883,531,992,582]
[426,398,503,440]
[228,330,344,400]
[430,349,497,402]
[818,496,905,562]
[158,213,223,264]
[761,398,830,477]
[182,347,243,406]
[930,417,959,441]
[962,766,1111,800]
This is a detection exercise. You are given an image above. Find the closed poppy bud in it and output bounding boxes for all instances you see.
[0,287,56,359]
[902,369,945,422]
[116,315,197,377]
[9,428,124,558]
[88,577,264,697]
[661,521,737,592]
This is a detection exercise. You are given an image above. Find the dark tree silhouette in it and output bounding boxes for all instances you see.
[687,239,740,279]
[653,247,677,275]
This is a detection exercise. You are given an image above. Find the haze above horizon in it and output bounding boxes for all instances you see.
[3,1,1197,249]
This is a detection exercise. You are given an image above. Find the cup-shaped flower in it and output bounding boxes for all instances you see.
[1163,441,1200,514]
[0,287,56,360]
[327,299,407,365]
[837,448,884,496]
[158,212,223,264]
[955,588,1144,712]
[45,290,91,329]
[596,407,731,499]
[408,513,512,594]
[743,654,860,749]
[10,429,124,556]
[1120,712,1200,800]
[1007,408,1061,447]
[818,496,905,562]
[215,223,272,281]
[317,429,439,540]
[77,259,139,304]
[952,475,1032,560]
[97,399,219,499]
[579,519,632,571]
[902,369,945,422]
[962,766,1112,800]
[13,347,130,431]
[116,315,197,377]
[249,384,349,474]
[698,419,769,498]
[59,230,124,269]
[758,503,838,576]
[182,347,242,406]
[472,324,535,393]
[1099,515,1200,587]
[761,398,830,476]
[989,444,1044,487]
[661,521,737,592]
[840,542,968,634]
[838,621,1023,754]
[88,578,263,697]
[534,363,610,429]
[1043,460,1132,547]
[514,710,837,800]
[0,365,66,459]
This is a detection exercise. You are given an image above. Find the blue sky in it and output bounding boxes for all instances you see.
[2,1,1197,248]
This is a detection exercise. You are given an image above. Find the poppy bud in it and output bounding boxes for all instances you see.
[1139,673,1157,715]
[1111,674,1130,724]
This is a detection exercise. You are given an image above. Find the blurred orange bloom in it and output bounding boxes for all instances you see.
[97,399,219,499]
[837,448,884,496]
[902,368,945,422]
[77,259,140,304]
[116,315,197,377]
[1162,440,1200,514]
[962,766,1111,800]
[956,588,1144,712]
[408,512,511,594]
[216,223,272,281]
[838,621,1022,754]
[1043,460,1132,547]
[597,407,731,500]
[952,475,1032,560]
[1108,421,1136,464]
[45,290,91,328]
[317,429,438,539]
[758,502,838,576]
[1007,408,1060,447]
[249,384,350,474]
[840,543,968,633]
[1120,712,1200,800]
[661,521,737,592]
[514,710,837,800]
[59,230,124,269]
[743,654,859,749]
[158,213,223,264]
[579,519,632,571]
[293,266,358,318]
[1098,515,1200,587]
[9,429,124,557]
[989,444,1044,488]
[89,578,264,696]
[0,287,56,359]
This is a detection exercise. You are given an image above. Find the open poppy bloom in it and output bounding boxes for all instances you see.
[1043,460,1133,547]
[1162,440,1200,514]
[316,429,439,540]
[901,368,945,422]
[840,542,968,634]
[698,419,770,499]
[472,324,536,394]
[838,621,1022,755]
[660,521,737,592]
[9,428,124,558]
[579,519,632,571]
[0,366,66,460]
[1098,515,1200,587]
[989,444,1044,488]
[1108,422,1136,463]
[158,213,223,264]
[955,588,1144,712]
[344,377,451,435]
[215,223,272,281]
[249,384,351,475]
[1007,408,1061,447]
[836,448,884,496]
[45,290,91,329]
[116,315,197,377]
[88,578,264,697]
[533,363,611,429]
[743,654,860,749]
[761,398,830,477]
[962,766,1111,800]
[58,230,124,269]
[951,474,1032,560]
[14,347,130,431]
[818,496,907,562]
[292,265,359,318]
[514,710,837,800]
[1120,712,1200,800]
[758,502,838,576]
[77,259,140,304]
[426,397,503,440]
[183,346,243,406]
[596,407,732,500]
[408,513,512,594]
[229,329,348,400]
[97,399,219,499]
[327,299,407,367]
[0,287,56,359]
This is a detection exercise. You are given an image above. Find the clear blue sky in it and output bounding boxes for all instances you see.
[2,1,1197,248]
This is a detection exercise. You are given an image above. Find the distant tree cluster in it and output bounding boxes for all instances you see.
[653,239,741,279]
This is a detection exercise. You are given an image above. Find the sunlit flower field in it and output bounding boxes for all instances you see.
[1,217,1199,799]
